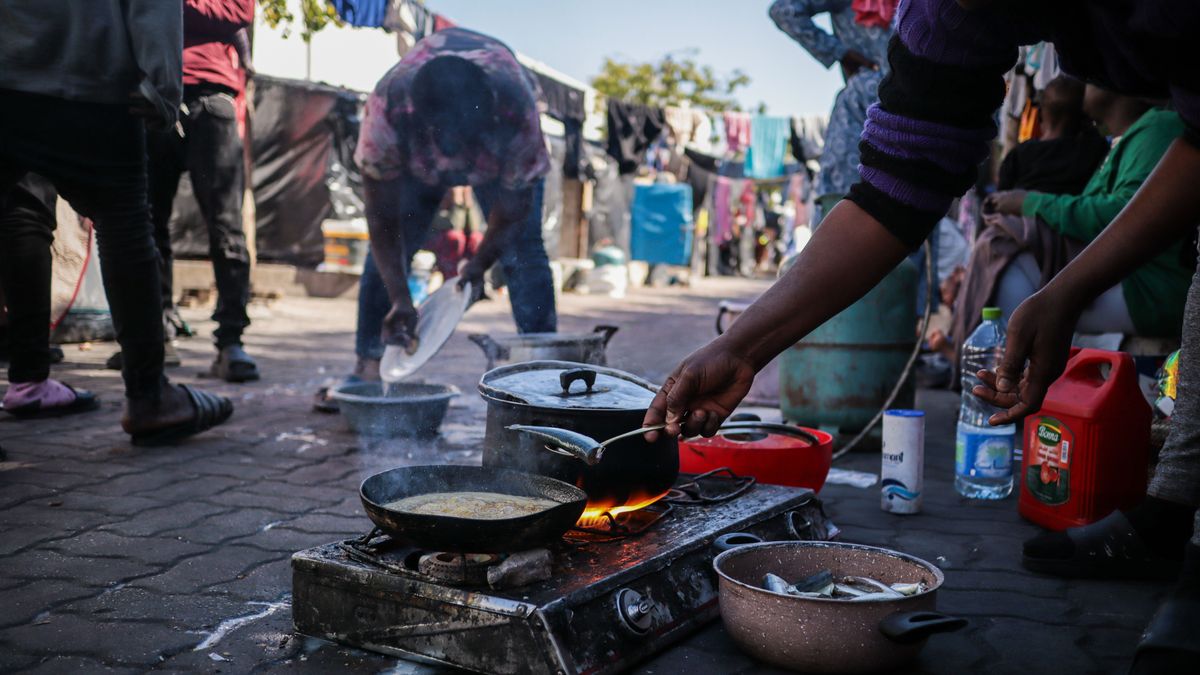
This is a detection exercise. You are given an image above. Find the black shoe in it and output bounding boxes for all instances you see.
[210,344,260,383]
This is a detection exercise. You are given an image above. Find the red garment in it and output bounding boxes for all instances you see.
[426,230,482,279]
[433,14,457,32]
[183,0,254,95]
[851,0,898,29]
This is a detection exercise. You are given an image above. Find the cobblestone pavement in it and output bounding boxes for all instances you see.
[1,278,1169,674]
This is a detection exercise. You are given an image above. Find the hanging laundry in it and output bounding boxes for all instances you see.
[330,0,388,28]
[605,100,666,175]
[790,115,827,164]
[664,106,713,150]
[723,112,752,155]
[534,72,587,178]
[745,115,790,179]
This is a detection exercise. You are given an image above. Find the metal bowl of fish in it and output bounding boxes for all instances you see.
[713,541,965,673]
[330,382,458,438]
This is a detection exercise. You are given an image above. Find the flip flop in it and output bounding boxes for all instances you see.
[2,384,100,419]
[312,386,339,414]
[130,384,233,447]
[1022,511,1181,579]
[1131,588,1200,674]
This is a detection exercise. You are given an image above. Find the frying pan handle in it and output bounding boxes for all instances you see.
[879,611,967,644]
[560,368,597,395]
[593,325,620,346]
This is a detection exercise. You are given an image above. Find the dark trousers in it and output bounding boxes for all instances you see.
[0,175,56,383]
[0,88,164,400]
[148,88,250,348]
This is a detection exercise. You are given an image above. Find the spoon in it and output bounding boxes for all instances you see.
[507,423,668,466]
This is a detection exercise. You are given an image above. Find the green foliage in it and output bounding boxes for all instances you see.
[257,0,341,42]
[591,50,751,112]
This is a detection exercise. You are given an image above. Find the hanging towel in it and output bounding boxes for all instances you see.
[746,116,790,179]
[723,112,752,154]
[330,0,388,28]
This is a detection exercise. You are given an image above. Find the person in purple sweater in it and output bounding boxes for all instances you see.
[645,0,1199,668]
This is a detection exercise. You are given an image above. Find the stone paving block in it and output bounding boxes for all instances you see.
[941,569,1068,599]
[0,613,198,668]
[129,544,285,596]
[978,617,1101,673]
[2,549,151,589]
[14,655,145,674]
[0,648,40,672]
[57,585,245,630]
[69,466,207,499]
[0,578,100,629]
[1076,626,1139,674]
[214,556,293,601]
[938,588,1076,621]
[0,481,59,510]
[272,512,368,536]
[162,507,304,546]
[1,501,116,535]
[44,530,208,567]
[98,500,235,539]
[141,472,251,503]
[202,486,341,514]
[236,523,335,555]
[1065,580,1168,626]
[634,644,755,675]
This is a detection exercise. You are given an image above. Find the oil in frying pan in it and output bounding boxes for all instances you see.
[384,492,558,520]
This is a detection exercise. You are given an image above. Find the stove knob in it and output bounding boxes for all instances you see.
[615,588,655,634]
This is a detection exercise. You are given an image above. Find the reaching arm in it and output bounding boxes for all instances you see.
[364,177,418,347]
[975,139,1200,423]
[769,0,849,69]
[457,186,534,292]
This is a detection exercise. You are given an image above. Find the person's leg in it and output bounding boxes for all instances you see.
[185,92,252,354]
[1075,284,1138,334]
[355,251,391,364]
[993,252,1041,321]
[0,175,55,384]
[476,180,557,333]
[145,126,186,320]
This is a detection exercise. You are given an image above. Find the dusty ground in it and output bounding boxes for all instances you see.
[0,277,1168,674]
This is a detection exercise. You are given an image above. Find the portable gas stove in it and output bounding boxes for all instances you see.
[292,472,834,675]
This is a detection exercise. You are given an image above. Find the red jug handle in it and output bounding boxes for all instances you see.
[1061,348,1133,392]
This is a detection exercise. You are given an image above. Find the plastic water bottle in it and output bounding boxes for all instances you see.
[956,307,1016,499]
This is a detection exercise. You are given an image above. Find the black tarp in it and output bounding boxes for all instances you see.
[169,76,364,268]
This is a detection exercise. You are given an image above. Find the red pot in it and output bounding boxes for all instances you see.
[679,421,834,492]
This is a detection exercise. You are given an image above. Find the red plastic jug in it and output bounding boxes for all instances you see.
[1019,349,1151,531]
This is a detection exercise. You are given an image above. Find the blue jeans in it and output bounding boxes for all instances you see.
[355,179,557,360]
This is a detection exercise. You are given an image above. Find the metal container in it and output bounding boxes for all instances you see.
[778,257,917,433]
[478,360,678,507]
[714,541,964,673]
[331,382,458,438]
[468,325,618,370]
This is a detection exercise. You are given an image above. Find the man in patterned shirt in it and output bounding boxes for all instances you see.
[354,28,556,355]
[769,0,895,220]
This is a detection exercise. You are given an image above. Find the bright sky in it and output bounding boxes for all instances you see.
[418,0,841,117]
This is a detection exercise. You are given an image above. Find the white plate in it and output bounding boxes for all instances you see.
[380,281,472,383]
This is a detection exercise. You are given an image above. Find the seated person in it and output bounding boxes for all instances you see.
[996,76,1110,194]
[953,86,1192,348]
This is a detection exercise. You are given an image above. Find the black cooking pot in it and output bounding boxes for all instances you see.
[479,361,679,507]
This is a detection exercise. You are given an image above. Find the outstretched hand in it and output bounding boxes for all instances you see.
[456,258,488,303]
[642,339,757,441]
[971,292,1078,425]
[382,300,419,354]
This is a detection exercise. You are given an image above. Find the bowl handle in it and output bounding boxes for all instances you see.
[879,611,967,644]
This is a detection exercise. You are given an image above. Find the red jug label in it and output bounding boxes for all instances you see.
[1026,417,1073,505]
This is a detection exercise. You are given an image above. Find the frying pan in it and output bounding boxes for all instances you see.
[359,465,587,553]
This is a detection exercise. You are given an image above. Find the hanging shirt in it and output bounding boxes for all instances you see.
[746,116,791,179]
[355,28,550,190]
[723,112,753,155]
[605,100,666,175]
[770,0,894,197]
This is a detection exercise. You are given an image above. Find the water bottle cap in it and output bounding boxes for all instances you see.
[981,307,1002,320]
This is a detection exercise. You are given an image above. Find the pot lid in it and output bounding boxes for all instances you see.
[380,280,473,382]
[478,360,657,410]
[479,325,618,348]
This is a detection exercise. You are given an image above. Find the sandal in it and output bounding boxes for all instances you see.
[210,345,259,383]
[1022,511,1181,579]
[312,375,366,414]
[130,384,233,447]
[1131,588,1200,674]
[2,383,99,419]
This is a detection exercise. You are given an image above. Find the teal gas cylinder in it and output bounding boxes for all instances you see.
[778,255,918,432]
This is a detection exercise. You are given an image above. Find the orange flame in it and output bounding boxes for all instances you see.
[576,491,669,528]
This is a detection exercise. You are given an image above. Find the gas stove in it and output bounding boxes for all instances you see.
[291,474,833,675]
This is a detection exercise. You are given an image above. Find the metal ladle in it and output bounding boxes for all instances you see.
[507,423,669,466]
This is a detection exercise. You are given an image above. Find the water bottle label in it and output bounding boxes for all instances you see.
[1024,416,1073,505]
[956,428,1013,479]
